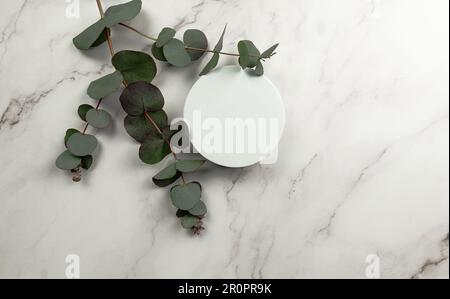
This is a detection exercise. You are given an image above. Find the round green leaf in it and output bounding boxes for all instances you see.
[81,155,93,170]
[120,82,164,116]
[67,133,98,156]
[189,200,207,217]
[154,163,177,180]
[112,50,157,84]
[86,109,111,129]
[163,39,192,67]
[170,182,202,211]
[56,150,82,170]
[139,134,171,165]
[78,104,94,122]
[183,29,208,61]
[152,163,182,187]
[238,40,260,68]
[156,27,176,47]
[124,111,168,142]
[192,181,202,192]
[176,160,206,173]
[64,128,79,147]
[103,0,142,27]
[181,214,201,229]
[87,71,123,100]
[254,61,264,76]
[151,43,167,62]
[73,19,106,50]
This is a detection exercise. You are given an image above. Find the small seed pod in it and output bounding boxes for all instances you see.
[71,168,82,182]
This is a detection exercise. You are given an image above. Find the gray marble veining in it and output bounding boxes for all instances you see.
[0,0,448,278]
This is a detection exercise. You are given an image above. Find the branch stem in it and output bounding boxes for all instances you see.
[144,112,186,185]
[80,0,112,135]
[119,22,157,42]
[90,1,187,186]
[95,0,104,16]
[118,23,241,57]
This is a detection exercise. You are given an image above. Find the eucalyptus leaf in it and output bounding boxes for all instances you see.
[139,133,171,165]
[86,109,111,129]
[103,0,142,27]
[120,82,164,116]
[183,29,208,61]
[214,25,227,52]
[81,155,93,170]
[124,111,168,142]
[254,61,264,76]
[238,40,260,68]
[78,104,94,122]
[189,200,207,217]
[198,26,227,76]
[151,43,167,62]
[161,126,179,142]
[181,214,201,229]
[170,182,202,211]
[199,53,219,76]
[56,150,82,170]
[73,19,106,50]
[87,71,123,100]
[64,128,79,147]
[261,43,279,59]
[91,29,108,47]
[176,160,206,173]
[152,163,182,187]
[112,50,157,84]
[163,39,192,67]
[192,181,203,191]
[156,27,176,47]
[67,133,98,156]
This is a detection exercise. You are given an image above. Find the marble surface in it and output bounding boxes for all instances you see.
[0,0,448,279]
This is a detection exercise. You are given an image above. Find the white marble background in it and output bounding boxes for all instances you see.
[0,0,448,279]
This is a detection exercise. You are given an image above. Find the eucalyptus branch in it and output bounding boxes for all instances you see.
[118,22,277,62]
[56,0,279,234]
[119,23,241,57]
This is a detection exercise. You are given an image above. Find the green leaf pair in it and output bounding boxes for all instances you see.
[237,41,279,76]
[87,71,123,100]
[56,129,97,171]
[152,28,208,67]
[199,26,227,76]
[56,150,94,172]
[120,81,164,115]
[158,162,207,229]
[171,182,206,216]
[120,82,172,165]
[78,104,112,129]
[86,50,157,104]
[73,0,142,50]
[124,112,168,143]
[152,160,206,187]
